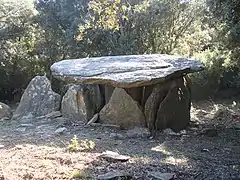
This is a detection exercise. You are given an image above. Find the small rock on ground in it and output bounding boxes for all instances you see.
[148,172,176,180]
[19,124,34,127]
[97,171,132,180]
[16,127,27,132]
[55,127,67,134]
[45,111,62,119]
[100,151,130,162]
[163,128,187,136]
[110,133,124,139]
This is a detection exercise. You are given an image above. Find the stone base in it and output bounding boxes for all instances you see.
[99,75,191,135]
[62,75,191,136]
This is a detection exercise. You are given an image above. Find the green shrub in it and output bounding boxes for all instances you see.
[71,169,92,179]
[191,48,240,99]
[68,135,95,152]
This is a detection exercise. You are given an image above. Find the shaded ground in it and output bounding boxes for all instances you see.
[0,100,240,179]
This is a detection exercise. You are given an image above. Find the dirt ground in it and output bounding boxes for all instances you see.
[0,100,239,180]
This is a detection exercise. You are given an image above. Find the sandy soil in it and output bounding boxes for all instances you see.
[0,100,239,180]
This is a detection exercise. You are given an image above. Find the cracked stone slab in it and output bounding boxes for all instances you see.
[51,54,203,88]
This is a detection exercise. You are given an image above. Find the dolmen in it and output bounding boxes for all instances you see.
[51,54,204,137]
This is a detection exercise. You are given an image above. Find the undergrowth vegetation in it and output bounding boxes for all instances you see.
[68,135,95,152]
[0,0,239,101]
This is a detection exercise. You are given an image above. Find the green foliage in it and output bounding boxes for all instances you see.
[71,169,92,179]
[190,48,239,99]
[0,0,239,101]
[71,170,81,178]
[68,135,95,152]
[189,0,240,99]
[68,135,79,152]
[0,0,45,101]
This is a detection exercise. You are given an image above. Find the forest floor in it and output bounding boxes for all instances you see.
[0,100,240,180]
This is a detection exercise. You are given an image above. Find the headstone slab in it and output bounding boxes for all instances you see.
[51,54,204,88]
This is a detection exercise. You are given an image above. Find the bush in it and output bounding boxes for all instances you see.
[191,49,240,100]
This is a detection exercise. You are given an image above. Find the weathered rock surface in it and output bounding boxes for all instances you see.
[0,102,12,120]
[100,151,131,162]
[144,81,172,135]
[13,76,61,119]
[163,128,187,136]
[99,88,145,129]
[51,54,204,88]
[54,127,67,135]
[61,85,80,120]
[98,171,132,180]
[61,84,103,122]
[145,76,191,135]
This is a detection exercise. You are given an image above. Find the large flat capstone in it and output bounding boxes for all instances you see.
[50,54,203,88]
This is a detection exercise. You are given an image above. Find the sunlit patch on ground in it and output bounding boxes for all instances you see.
[151,144,172,155]
[161,156,188,166]
[151,144,188,166]
[0,100,239,179]
[0,144,100,179]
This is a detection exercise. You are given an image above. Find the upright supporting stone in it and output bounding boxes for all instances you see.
[144,76,191,137]
[62,84,104,122]
[61,85,80,120]
[160,76,190,132]
[99,88,145,129]
[144,81,171,136]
